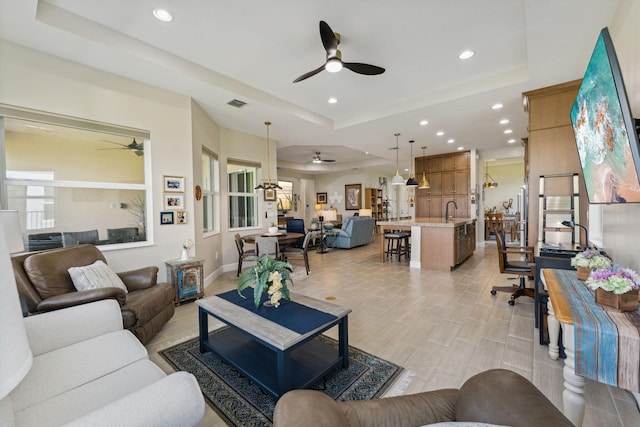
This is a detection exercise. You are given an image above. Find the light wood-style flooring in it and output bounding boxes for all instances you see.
[146,235,640,427]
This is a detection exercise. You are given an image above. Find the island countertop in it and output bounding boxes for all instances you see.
[377,218,476,228]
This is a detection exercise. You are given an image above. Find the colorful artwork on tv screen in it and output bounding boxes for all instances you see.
[570,28,640,203]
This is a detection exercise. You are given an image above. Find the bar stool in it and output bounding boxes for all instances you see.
[384,231,410,261]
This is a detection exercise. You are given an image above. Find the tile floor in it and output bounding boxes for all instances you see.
[146,235,640,426]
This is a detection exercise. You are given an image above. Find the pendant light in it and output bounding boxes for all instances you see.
[483,160,498,188]
[255,121,282,190]
[390,132,404,186]
[418,146,430,189]
[406,139,418,187]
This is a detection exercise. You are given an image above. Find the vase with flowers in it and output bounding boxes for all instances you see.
[237,255,293,308]
[570,249,612,281]
[586,265,640,311]
[181,239,193,261]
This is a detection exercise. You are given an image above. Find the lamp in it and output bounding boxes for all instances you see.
[0,210,33,399]
[254,121,282,190]
[406,140,418,187]
[358,208,372,217]
[320,209,337,224]
[315,203,322,211]
[562,220,589,249]
[390,133,404,186]
[418,146,430,189]
[483,160,498,188]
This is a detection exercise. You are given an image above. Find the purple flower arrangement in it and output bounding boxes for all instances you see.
[586,265,640,295]
[570,248,612,269]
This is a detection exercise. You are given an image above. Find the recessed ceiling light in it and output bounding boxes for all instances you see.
[436,131,444,136]
[499,119,510,125]
[404,168,410,172]
[419,120,429,126]
[458,50,475,60]
[507,139,517,144]
[365,151,369,155]
[491,103,503,110]
[457,146,464,151]
[447,139,455,144]
[328,97,338,104]
[153,8,173,22]
[504,129,513,134]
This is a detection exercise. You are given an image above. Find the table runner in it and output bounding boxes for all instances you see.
[554,269,640,391]
[217,289,337,335]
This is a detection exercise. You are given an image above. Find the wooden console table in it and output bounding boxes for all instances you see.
[543,268,640,427]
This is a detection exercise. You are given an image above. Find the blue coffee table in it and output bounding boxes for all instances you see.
[196,290,351,398]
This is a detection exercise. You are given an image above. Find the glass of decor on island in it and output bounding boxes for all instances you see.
[237,254,293,308]
[181,239,193,261]
[586,265,640,312]
[570,248,612,281]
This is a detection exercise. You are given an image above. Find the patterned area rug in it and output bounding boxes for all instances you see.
[159,327,404,426]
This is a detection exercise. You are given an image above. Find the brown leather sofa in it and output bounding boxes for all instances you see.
[12,244,175,344]
[273,369,573,427]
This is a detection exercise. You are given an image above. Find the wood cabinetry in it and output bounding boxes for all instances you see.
[455,221,476,265]
[421,220,476,271]
[416,151,470,219]
[365,188,384,221]
[523,81,587,244]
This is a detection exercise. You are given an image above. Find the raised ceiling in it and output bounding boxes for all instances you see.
[0,0,623,174]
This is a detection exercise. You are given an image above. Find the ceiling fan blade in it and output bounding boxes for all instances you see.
[343,62,385,75]
[322,159,336,163]
[319,21,338,54]
[293,64,326,83]
[100,139,128,148]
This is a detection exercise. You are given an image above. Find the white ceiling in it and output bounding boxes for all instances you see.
[0,0,623,175]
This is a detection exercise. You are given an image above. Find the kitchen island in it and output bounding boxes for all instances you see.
[378,218,476,271]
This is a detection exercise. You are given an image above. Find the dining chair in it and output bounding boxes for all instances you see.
[280,232,312,275]
[234,233,256,276]
[255,236,280,259]
[490,230,535,305]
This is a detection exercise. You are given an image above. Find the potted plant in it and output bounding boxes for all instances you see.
[586,265,640,311]
[570,249,612,281]
[237,255,293,308]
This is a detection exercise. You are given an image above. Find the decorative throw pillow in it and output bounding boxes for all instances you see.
[68,260,128,294]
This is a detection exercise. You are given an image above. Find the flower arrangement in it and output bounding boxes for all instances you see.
[586,265,640,295]
[237,255,293,308]
[183,239,193,250]
[570,249,612,269]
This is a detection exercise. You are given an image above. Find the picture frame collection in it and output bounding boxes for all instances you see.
[160,175,187,225]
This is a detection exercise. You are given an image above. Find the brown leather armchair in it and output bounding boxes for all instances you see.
[12,244,175,344]
[273,369,572,427]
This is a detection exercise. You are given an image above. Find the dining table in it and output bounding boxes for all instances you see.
[241,232,305,246]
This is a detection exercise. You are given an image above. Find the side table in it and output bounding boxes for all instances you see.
[165,258,204,305]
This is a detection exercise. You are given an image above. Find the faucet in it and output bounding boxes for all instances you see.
[445,200,458,221]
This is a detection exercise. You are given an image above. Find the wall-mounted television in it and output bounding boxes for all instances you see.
[570,27,640,204]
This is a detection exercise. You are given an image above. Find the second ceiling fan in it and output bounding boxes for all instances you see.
[311,152,335,163]
[293,21,385,83]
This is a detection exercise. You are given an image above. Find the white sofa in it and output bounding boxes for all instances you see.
[2,299,205,427]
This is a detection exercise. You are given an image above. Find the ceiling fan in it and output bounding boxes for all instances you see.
[293,20,385,83]
[98,138,144,156]
[311,151,335,163]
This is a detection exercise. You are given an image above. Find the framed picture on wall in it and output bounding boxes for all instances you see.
[163,193,184,210]
[345,184,362,210]
[160,211,174,225]
[163,175,185,192]
[264,188,277,201]
[176,211,187,224]
[316,192,327,204]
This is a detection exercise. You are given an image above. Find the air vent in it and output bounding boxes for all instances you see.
[227,99,247,108]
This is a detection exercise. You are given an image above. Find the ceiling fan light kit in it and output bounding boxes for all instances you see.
[293,21,385,83]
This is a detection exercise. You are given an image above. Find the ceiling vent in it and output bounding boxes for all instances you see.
[227,99,247,108]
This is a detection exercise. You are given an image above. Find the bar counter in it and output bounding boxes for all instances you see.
[378,218,477,270]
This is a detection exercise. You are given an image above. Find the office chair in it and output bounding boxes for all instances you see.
[490,230,535,305]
